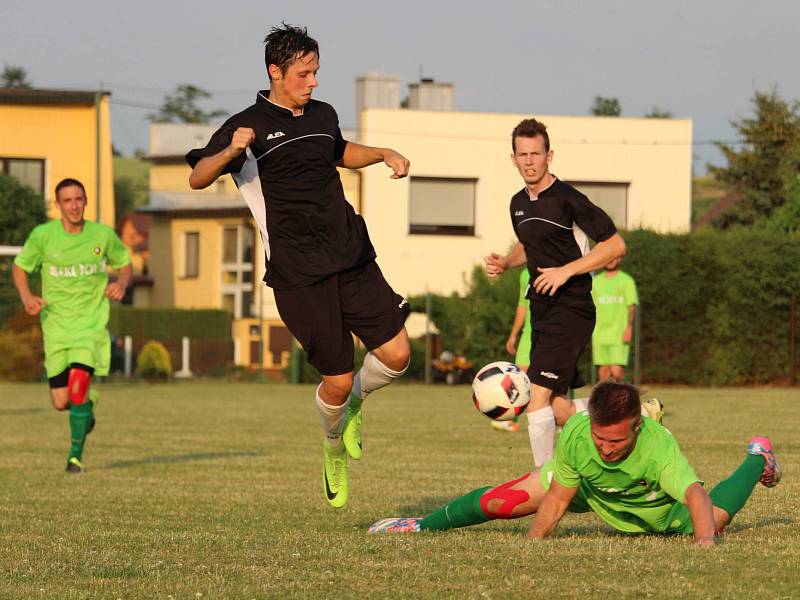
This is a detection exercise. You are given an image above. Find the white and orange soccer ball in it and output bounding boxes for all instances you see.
[471,361,531,421]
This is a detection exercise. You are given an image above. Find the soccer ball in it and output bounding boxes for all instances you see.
[471,361,531,421]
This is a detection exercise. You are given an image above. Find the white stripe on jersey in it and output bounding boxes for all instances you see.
[517,217,572,230]
[233,147,271,259]
[572,223,590,257]
[255,133,335,160]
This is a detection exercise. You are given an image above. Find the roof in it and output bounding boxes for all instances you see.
[0,88,110,106]
[148,123,219,157]
[139,191,250,217]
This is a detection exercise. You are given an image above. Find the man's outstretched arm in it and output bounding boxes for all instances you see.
[338,142,409,179]
[684,482,716,546]
[527,481,578,538]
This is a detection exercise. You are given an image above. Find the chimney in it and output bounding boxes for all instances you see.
[407,78,453,111]
[356,73,401,126]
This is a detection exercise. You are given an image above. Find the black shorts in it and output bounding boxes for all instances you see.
[527,302,594,395]
[48,363,94,389]
[274,260,410,376]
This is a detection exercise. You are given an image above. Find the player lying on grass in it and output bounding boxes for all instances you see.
[370,381,781,545]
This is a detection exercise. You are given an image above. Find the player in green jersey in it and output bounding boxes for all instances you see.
[369,381,780,545]
[12,178,131,473]
[591,256,638,381]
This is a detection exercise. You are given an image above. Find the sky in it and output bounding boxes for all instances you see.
[3,0,800,173]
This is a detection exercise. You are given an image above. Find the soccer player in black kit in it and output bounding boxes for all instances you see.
[187,24,411,509]
[484,118,626,469]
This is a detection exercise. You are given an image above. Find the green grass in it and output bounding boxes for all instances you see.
[113,156,150,183]
[692,176,727,225]
[1,383,798,599]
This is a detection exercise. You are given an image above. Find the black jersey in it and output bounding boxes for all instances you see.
[186,91,376,289]
[510,178,617,310]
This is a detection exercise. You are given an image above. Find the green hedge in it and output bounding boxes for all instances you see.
[108,306,231,341]
[624,228,800,385]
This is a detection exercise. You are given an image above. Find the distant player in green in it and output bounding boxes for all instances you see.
[592,256,638,381]
[370,381,781,545]
[12,178,131,473]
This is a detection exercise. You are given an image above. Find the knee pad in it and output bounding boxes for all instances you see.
[68,368,91,405]
[480,474,531,519]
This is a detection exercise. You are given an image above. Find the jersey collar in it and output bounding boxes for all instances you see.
[524,176,559,201]
[257,90,305,118]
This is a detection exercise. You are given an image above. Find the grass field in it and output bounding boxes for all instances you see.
[2,382,799,599]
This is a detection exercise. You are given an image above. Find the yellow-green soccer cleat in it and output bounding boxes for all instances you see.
[641,398,664,424]
[323,440,349,509]
[65,457,83,474]
[342,394,363,460]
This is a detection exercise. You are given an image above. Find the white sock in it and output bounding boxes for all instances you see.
[573,397,588,413]
[351,352,409,405]
[528,406,556,468]
[315,384,348,446]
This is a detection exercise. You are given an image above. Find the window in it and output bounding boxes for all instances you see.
[182,232,199,278]
[568,182,629,230]
[1,157,45,195]
[409,177,476,236]
[221,224,255,319]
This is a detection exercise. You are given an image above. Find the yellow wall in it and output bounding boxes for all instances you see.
[360,108,693,297]
[0,96,115,227]
[150,162,237,195]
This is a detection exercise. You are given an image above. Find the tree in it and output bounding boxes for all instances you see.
[0,173,47,245]
[149,84,226,124]
[708,87,800,228]
[591,96,621,116]
[1,64,32,88]
[645,106,673,119]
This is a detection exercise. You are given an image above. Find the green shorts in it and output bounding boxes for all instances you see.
[592,343,630,367]
[539,461,693,535]
[44,333,111,378]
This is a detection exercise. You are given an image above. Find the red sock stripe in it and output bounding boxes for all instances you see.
[480,474,531,519]
[67,368,91,405]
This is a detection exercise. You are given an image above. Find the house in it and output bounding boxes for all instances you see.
[0,87,115,227]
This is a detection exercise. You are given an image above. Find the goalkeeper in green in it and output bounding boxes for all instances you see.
[370,381,781,545]
[12,178,131,473]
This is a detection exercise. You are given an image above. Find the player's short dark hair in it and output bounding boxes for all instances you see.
[55,178,86,199]
[512,118,550,153]
[588,381,641,427]
[263,23,319,80]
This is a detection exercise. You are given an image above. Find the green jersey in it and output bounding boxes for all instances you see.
[591,270,638,345]
[14,219,130,352]
[518,269,532,338]
[553,412,700,534]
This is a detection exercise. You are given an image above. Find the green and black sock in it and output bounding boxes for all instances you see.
[68,402,93,461]
[419,486,491,531]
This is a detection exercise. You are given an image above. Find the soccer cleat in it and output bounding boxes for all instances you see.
[641,398,664,424]
[323,440,349,508]
[342,394,363,460]
[65,457,83,474]
[490,420,519,433]
[747,436,782,488]
[368,517,422,534]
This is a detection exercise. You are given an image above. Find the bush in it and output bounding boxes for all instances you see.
[136,340,173,382]
[109,307,231,341]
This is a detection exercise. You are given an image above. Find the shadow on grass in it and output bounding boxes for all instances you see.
[102,450,265,470]
[0,407,47,415]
